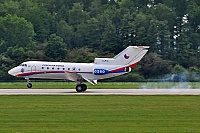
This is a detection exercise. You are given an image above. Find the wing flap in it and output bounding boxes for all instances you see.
[64,71,79,81]
[78,73,97,85]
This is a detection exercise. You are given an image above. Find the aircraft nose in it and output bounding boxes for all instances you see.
[8,68,16,76]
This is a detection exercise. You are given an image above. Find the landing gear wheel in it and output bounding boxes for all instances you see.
[76,84,87,92]
[27,83,32,88]
[82,84,87,92]
[76,84,83,92]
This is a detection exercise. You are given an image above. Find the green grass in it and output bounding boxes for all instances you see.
[0,95,199,132]
[0,82,199,89]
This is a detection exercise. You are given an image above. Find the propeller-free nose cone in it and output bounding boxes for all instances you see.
[8,68,15,76]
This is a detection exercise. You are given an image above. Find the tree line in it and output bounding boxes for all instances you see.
[0,0,199,81]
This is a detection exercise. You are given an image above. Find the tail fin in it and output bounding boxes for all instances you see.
[94,46,149,67]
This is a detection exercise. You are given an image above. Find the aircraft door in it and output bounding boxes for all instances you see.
[31,65,36,72]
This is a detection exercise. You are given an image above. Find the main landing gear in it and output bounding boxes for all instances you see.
[76,84,87,92]
[76,78,87,92]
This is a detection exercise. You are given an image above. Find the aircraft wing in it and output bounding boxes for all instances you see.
[64,71,97,85]
[64,71,79,81]
[78,73,97,85]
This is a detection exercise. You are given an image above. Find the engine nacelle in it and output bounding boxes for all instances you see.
[93,68,109,75]
[125,67,131,72]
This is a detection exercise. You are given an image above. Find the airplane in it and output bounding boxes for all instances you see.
[8,46,149,92]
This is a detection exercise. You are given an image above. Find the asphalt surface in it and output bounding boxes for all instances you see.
[0,89,199,95]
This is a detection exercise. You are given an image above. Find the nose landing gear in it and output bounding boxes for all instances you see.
[26,78,32,88]
[27,83,32,88]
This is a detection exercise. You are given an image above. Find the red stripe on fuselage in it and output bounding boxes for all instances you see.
[109,62,139,73]
[16,71,93,77]
[129,62,139,68]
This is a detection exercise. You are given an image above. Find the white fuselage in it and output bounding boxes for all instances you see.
[8,61,130,82]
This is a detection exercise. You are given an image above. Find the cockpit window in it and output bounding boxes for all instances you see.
[19,64,27,67]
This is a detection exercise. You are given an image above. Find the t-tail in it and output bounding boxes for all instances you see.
[94,46,149,67]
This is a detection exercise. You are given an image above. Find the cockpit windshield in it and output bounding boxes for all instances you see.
[19,64,27,67]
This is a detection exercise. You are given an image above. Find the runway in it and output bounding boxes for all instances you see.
[0,89,199,95]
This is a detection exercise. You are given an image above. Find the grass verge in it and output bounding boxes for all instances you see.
[0,95,199,133]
